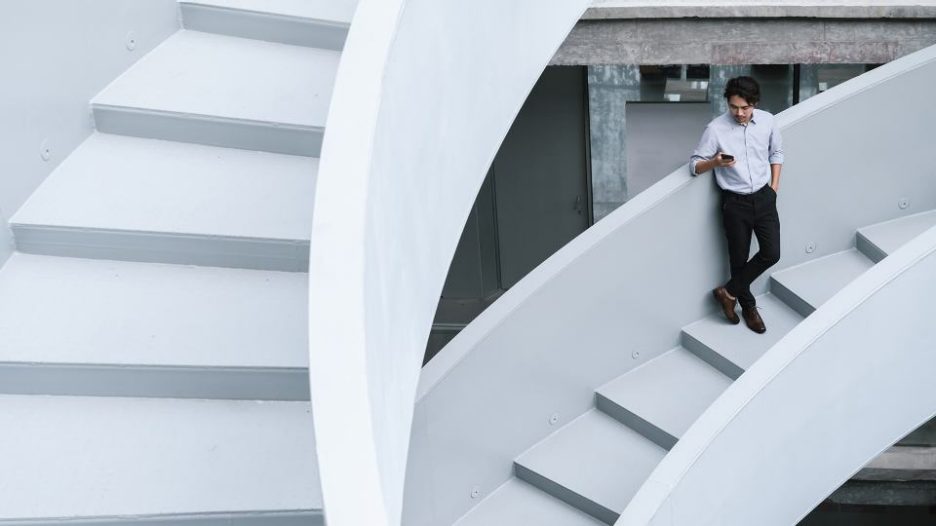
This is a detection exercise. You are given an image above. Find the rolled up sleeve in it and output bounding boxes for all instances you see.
[768,123,784,165]
[690,124,717,176]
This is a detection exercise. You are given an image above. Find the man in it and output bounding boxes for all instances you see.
[690,76,783,333]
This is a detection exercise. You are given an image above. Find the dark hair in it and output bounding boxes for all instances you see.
[723,76,760,106]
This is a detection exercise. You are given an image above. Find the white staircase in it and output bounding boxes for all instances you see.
[0,1,352,523]
[454,210,936,525]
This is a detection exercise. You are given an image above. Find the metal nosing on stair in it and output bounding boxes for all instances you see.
[0,362,309,401]
[0,509,322,526]
[595,393,677,450]
[514,463,617,525]
[92,104,324,157]
[180,3,349,50]
[769,275,815,317]
[680,331,745,380]
[11,224,310,272]
[856,231,889,263]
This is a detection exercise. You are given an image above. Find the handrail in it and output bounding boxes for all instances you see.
[618,222,936,525]
[307,1,591,525]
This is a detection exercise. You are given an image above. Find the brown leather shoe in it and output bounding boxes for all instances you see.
[741,305,766,334]
[712,287,740,324]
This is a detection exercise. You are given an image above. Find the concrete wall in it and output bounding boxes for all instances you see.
[588,65,639,221]
[0,0,179,268]
[553,18,936,66]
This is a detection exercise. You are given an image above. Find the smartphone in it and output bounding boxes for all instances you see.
[720,154,735,161]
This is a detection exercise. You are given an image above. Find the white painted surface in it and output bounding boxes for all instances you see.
[454,479,604,526]
[771,248,874,311]
[93,30,339,127]
[0,0,179,268]
[183,0,358,23]
[858,209,936,256]
[308,0,592,525]
[0,253,307,368]
[0,210,12,267]
[618,224,936,525]
[517,410,665,515]
[598,347,731,440]
[12,134,316,241]
[411,34,936,526]
[0,394,319,519]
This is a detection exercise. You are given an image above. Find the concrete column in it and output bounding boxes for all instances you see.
[709,65,752,117]
[799,64,820,103]
[587,64,640,221]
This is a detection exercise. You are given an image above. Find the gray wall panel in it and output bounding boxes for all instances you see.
[625,103,710,197]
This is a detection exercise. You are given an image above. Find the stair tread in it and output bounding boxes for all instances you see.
[181,0,358,25]
[454,479,604,526]
[0,394,319,520]
[858,210,936,258]
[516,410,665,517]
[0,253,307,369]
[11,134,315,242]
[92,30,339,128]
[682,293,803,373]
[771,249,874,312]
[597,346,732,442]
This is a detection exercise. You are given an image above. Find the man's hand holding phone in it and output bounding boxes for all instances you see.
[715,152,736,167]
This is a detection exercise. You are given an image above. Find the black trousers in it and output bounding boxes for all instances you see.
[721,184,781,308]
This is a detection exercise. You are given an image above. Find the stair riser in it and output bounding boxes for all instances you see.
[680,331,744,380]
[595,394,677,451]
[93,105,323,157]
[180,3,349,50]
[0,363,310,401]
[769,276,816,318]
[856,231,889,263]
[12,225,309,272]
[513,463,617,525]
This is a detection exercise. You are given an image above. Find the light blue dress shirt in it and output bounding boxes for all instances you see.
[690,109,784,194]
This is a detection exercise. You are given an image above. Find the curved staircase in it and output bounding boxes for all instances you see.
[454,211,936,525]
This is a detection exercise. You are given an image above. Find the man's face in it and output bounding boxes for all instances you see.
[727,95,755,124]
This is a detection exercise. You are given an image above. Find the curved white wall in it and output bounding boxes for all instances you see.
[0,0,179,268]
[407,42,936,525]
[618,222,936,525]
[307,1,591,525]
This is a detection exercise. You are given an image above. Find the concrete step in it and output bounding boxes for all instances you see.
[0,253,308,400]
[770,249,874,317]
[514,410,665,525]
[92,30,339,156]
[180,0,357,50]
[453,478,605,526]
[596,346,732,450]
[10,134,314,271]
[681,293,803,379]
[0,394,321,524]
[857,210,936,263]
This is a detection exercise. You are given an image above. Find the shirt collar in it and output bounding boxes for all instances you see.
[726,111,757,127]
